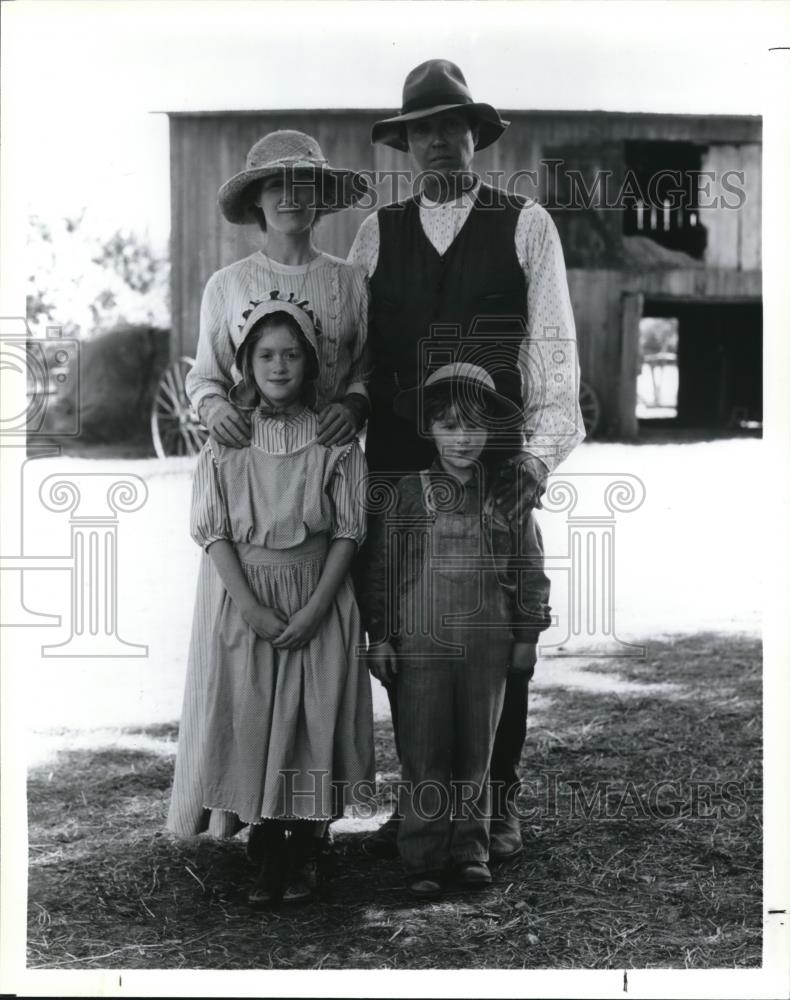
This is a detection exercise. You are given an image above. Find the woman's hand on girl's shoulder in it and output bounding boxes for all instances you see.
[316,400,361,446]
[243,603,287,640]
[201,396,252,448]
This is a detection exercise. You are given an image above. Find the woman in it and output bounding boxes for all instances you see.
[185,128,372,449]
[167,131,372,853]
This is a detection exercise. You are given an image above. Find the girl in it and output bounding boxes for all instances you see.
[361,363,551,899]
[169,293,373,905]
[186,129,372,449]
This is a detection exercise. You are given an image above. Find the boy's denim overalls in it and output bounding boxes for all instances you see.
[395,470,521,873]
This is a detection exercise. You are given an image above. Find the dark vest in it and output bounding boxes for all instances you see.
[369,184,527,406]
[366,184,527,476]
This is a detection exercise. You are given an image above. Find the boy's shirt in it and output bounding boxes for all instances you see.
[361,460,551,647]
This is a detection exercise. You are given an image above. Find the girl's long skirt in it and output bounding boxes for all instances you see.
[166,535,374,835]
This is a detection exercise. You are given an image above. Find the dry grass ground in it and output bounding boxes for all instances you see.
[27,633,761,970]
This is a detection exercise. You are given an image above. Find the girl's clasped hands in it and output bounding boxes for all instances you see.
[242,599,327,649]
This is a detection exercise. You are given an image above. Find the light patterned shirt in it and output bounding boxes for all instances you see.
[348,181,585,473]
[186,251,369,416]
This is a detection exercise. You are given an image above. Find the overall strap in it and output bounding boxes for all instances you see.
[419,470,435,515]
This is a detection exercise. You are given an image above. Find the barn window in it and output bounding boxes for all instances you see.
[623,141,707,259]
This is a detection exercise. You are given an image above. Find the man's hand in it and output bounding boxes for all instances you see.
[242,604,288,641]
[317,403,357,446]
[200,395,251,449]
[509,641,537,680]
[271,601,327,650]
[492,454,549,521]
[366,640,398,687]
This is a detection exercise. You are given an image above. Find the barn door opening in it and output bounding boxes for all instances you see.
[637,317,679,419]
[638,299,762,433]
[620,292,644,439]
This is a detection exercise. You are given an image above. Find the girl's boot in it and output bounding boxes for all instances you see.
[282,821,319,904]
[248,820,287,906]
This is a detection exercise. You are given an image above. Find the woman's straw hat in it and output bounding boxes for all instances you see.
[218,130,370,225]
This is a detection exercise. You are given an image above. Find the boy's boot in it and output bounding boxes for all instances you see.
[361,813,401,859]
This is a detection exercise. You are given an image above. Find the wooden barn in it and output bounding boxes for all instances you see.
[167,109,762,439]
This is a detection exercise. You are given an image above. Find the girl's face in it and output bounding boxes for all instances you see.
[254,173,317,234]
[430,405,488,476]
[249,324,307,407]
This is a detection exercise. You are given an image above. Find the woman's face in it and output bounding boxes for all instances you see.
[249,324,307,407]
[429,404,488,475]
[254,173,317,234]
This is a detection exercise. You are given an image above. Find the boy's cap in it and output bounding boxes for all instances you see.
[393,362,522,425]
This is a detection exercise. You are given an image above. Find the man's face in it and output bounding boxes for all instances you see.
[405,110,477,178]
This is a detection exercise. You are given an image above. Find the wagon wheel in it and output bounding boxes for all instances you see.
[151,356,208,458]
[579,379,601,438]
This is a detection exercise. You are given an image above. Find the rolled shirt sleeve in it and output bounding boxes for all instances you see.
[185,271,236,415]
[327,441,368,546]
[343,268,371,401]
[347,212,380,278]
[190,443,232,549]
[516,204,586,474]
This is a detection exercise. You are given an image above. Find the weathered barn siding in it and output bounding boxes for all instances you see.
[699,143,762,270]
[169,109,762,437]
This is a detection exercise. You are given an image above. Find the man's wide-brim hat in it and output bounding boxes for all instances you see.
[218,130,371,225]
[372,59,509,152]
[393,362,522,426]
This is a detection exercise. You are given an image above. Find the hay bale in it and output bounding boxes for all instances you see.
[44,325,170,442]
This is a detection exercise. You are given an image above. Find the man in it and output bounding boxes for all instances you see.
[350,59,585,861]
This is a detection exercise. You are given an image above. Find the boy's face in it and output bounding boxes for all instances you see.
[429,404,488,476]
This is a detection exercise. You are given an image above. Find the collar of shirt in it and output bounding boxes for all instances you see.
[418,176,481,212]
[417,178,481,256]
[251,406,314,453]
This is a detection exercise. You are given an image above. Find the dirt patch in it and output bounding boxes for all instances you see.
[27,633,761,970]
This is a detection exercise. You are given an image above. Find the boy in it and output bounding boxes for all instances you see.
[362,363,551,898]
